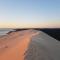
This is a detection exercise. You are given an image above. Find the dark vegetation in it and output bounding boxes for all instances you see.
[7,28,60,41]
[14,29,28,31]
[7,31,13,34]
[35,28,60,41]
[7,29,28,34]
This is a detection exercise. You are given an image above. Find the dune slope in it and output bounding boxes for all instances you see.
[0,30,39,60]
[0,30,60,60]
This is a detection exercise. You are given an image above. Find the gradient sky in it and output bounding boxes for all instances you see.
[0,0,60,28]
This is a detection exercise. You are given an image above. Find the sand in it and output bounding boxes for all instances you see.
[25,31,60,60]
[0,30,60,60]
[0,30,39,60]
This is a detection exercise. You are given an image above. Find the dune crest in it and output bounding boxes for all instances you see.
[0,30,39,60]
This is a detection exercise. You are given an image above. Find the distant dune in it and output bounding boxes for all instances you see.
[0,29,60,60]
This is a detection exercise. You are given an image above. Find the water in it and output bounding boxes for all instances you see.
[0,28,14,35]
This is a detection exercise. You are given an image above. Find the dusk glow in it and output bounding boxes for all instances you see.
[0,0,60,28]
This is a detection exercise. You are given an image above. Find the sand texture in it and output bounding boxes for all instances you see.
[0,30,60,60]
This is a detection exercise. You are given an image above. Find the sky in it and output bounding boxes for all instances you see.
[0,0,60,28]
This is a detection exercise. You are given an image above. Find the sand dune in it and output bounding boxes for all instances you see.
[0,30,39,60]
[0,30,60,60]
[25,31,60,60]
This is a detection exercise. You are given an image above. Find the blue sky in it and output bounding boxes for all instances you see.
[0,0,60,28]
